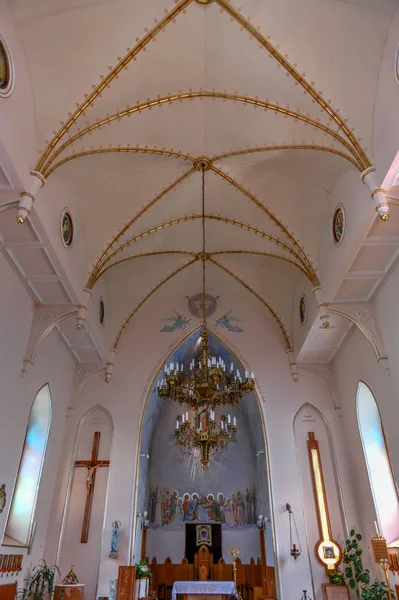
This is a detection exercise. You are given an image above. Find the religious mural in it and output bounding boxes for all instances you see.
[148,485,257,529]
[215,310,244,333]
[160,298,244,333]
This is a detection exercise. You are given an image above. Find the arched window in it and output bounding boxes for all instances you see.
[3,384,51,546]
[356,381,399,545]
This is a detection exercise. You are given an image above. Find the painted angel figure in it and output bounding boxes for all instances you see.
[215,310,244,333]
[161,310,191,332]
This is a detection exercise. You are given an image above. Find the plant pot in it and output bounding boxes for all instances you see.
[135,577,149,600]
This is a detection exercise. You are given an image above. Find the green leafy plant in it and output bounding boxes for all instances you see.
[19,560,60,600]
[329,530,395,600]
[135,559,152,581]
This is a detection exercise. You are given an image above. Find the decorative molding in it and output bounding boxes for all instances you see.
[87,168,196,288]
[113,258,197,349]
[89,214,311,288]
[70,362,106,408]
[327,303,389,372]
[209,256,292,351]
[42,92,364,176]
[211,165,319,285]
[35,0,194,174]
[215,0,370,171]
[22,305,77,376]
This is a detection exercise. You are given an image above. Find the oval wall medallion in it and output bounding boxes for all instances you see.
[331,204,345,246]
[98,298,105,326]
[395,42,399,84]
[61,208,75,249]
[299,294,307,325]
[0,35,14,98]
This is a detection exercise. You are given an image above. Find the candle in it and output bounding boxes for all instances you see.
[245,370,248,379]
[233,416,236,427]
[199,422,202,431]
[251,371,254,380]
[228,414,231,424]
[374,521,380,536]
[186,411,189,421]
[230,362,234,372]
[293,544,296,551]
[176,419,179,430]
[182,414,185,424]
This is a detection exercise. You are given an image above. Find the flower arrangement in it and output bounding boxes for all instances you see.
[135,560,152,581]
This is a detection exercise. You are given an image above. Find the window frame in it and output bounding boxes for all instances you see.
[2,384,52,547]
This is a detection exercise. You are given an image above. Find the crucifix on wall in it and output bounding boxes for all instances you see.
[75,432,110,543]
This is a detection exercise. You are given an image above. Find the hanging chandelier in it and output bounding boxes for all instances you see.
[157,161,255,410]
[175,409,237,472]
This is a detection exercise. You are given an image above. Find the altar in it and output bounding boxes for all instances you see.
[171,581,236,600]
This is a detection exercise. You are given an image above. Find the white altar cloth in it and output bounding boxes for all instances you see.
[172,581,235,600]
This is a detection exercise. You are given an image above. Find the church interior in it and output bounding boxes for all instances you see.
[1,0,399,599]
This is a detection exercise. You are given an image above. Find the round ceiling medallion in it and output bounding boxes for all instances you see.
[331,204,345,246]
[194,156,212,171]
[299,294,307,325]
[61,208,75,249]
[195,0,214,4]
[0,35,14,98]
[98,298,105,327]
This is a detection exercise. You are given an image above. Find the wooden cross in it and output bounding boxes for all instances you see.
[75,432,110,543]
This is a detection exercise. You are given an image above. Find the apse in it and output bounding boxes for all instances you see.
[134,329,274,567]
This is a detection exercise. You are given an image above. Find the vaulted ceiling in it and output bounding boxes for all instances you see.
[9,0,398,351]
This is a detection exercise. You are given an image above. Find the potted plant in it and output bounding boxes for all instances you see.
[19,560,60,600]
[135,560,152,600]
[329,530,395,599]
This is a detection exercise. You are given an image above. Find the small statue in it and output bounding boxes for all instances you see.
[109,521,121,558]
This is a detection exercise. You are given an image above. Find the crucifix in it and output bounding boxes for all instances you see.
[75,432,110,543]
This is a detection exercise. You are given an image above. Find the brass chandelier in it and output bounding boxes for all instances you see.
[157,161,255,471]
[175,409,237,472]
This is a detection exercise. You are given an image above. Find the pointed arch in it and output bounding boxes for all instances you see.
[356,381,399,545]
[3,384,52,546]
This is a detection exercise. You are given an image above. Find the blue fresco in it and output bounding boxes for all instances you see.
[161,310,191,332]
[215,310,244,333]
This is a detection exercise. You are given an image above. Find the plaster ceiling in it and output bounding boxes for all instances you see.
[8,0,397,349]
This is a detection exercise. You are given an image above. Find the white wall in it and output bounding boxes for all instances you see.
[332,261,399,585]
[0,252,75,579]
[40,296,360,600]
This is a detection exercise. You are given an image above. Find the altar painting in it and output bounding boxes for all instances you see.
[148,485,256,529]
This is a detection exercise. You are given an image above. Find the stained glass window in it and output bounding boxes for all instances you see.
[3,385,51,546]
[357,381,399,545]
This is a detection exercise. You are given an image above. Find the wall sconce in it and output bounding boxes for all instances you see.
[138,511,150,530]
[286,503,301,560]
[256,515,270,531]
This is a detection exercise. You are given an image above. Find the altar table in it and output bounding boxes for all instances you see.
[171,581,236,600]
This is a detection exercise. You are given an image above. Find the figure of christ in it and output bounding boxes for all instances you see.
[86,462,104,495]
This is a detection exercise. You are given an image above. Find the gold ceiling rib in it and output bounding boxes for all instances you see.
[87,167,196,288]
[215,0,371,171]
[41,92,363,176]
[89,214,312,289]
[46,147,195,178]
[46,143,358,180]
[112,254,292,353]
[113,257,197,349]
[211,165,319,285]
[209,250,310,279]
[212,145,359,169]
[94,250,196,281]
[35,0,194,174]
[209,257,292,350]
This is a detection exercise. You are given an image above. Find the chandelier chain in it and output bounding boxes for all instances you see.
[202,167,206,329]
